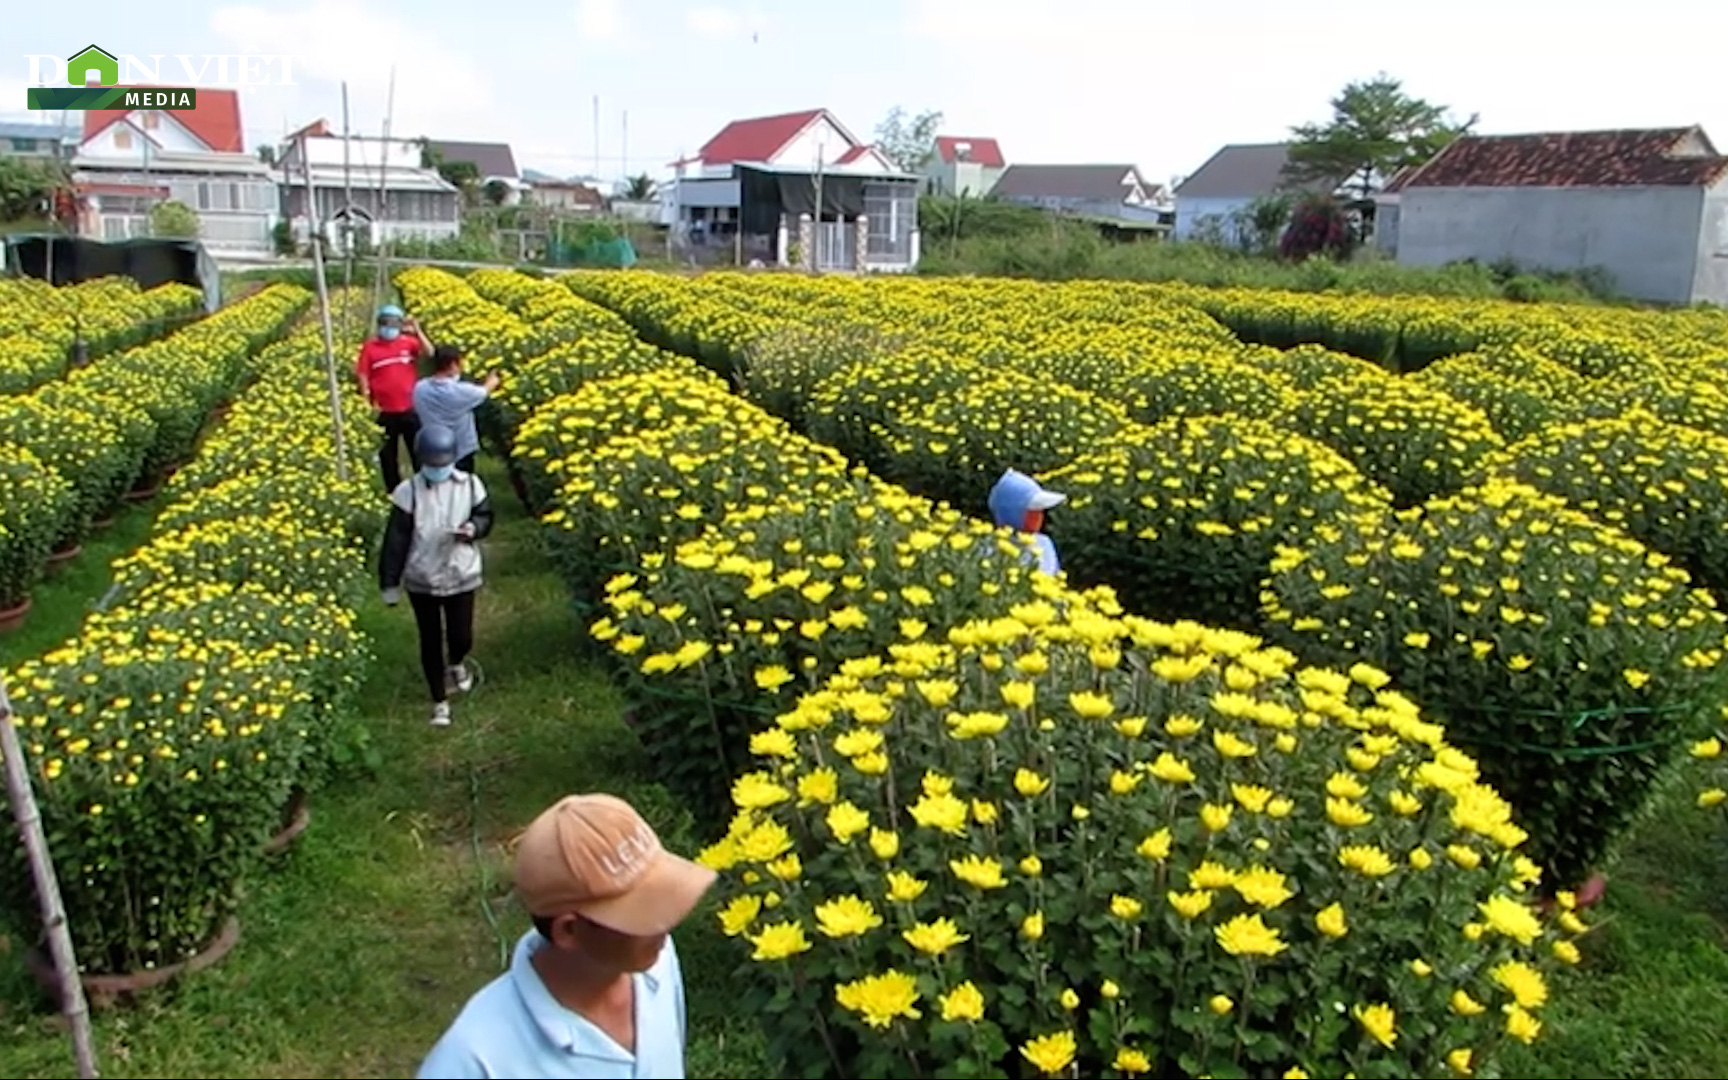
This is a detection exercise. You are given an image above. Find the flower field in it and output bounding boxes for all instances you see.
[1,285,382,976]
[382,265,1728,1079]
[4,263,1728,1079]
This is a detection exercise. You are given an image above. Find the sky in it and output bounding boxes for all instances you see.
[5,0,1725,187]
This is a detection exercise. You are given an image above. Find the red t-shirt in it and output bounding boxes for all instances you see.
[354,333,424,413]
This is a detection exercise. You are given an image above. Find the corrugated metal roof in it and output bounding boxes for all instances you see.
[992,164,1150,201]
[1401,126,1728,189]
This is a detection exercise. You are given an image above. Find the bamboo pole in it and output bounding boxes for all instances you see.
[0,679,99,1079]
[299,132,351,482]
[371,66,397,314]
[341,82,355,337]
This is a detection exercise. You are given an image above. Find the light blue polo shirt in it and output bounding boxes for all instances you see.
[416,931,690,1079]
[413,375,490,462]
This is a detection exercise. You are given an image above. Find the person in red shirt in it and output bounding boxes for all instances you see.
[356,303,435,493]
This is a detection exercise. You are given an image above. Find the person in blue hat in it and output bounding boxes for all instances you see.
[355,303,435,492]
[987,468,1066,576]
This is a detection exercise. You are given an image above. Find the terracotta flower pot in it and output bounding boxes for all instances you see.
[262,790,312,855]
[26,916,241,1011]
[46,542,83,574]
[0,596,32,634]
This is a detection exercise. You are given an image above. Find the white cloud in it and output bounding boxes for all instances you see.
[684,5,769,41]
[574,0,629,43]
[208,1,494,145]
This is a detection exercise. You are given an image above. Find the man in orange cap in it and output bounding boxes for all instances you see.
[417,793,717,1078]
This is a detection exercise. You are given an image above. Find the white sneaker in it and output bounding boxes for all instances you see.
[447,664,474,695]
[431,701,452,727]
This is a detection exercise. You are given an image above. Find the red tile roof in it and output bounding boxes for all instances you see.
[935,136,1004,168]
[81,86,244,153]
[835,145,873,165]
[1380,164,1419,194]
[696,108,825,164]
[1403,126,1728,189]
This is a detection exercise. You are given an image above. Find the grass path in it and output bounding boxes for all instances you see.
[0,460,764,1079]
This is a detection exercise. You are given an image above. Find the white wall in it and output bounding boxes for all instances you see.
[1173,195,1251,242]
[1397,185,1705,304]
[772,115,855,169]
[79,113,209,162]
[1690,178,1728,305]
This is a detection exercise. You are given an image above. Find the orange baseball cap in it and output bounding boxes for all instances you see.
[513,794,717,936]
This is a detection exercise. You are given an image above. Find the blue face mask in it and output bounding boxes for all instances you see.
[378,325,401,341]
[422,463,454,483]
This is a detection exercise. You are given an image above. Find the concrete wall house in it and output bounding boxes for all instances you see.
[665,107,920,271]
[926,136,1006,197]
[426,139,523,203]
[277,120,461,252]
[0,120,78,161]
[1172,142,1334,243]
[1390,126,1728,305]
[70,87,276,253]
[991,163,1171,231]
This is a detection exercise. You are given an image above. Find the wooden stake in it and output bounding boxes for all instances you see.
[299,133,351,482]
[0,679,99,1079]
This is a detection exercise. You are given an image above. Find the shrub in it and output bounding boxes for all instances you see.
[594,479,1060,813]
[805,350,988,473]
[1103,354,1297,425]
[0,446,73,607]
[1410,350,1586,443]
[883,373,1132,511]
[1275,374,1505,507]
[1046,415,1391,630]
[0,394,123,552]
[1262,480,1728,885]
[1475,410,1728,594]
[1237,342,1384,390]
[697,601,1580,1079]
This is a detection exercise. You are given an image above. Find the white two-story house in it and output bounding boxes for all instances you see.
[70,86,277,254]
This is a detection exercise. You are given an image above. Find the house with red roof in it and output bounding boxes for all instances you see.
[69,86,277,254]
[1386,126,1728,304]
[926,136,1007,197]
[666,108,920,272]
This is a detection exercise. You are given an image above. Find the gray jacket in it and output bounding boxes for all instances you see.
[379,471,494,597]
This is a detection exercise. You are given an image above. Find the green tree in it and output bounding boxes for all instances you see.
[482,178,511,206]
[874,106,944,173]
[621,173,657,201]
[0,157,61,222]
[149,199,200,238]
[1285,74,1477,199]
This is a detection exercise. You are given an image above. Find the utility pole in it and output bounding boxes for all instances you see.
[372,65,397,314]
[621,110,628,178]
[592,96,600,179]
[812,137,825,274]
[299,131,351,482]
[341,83,355,333]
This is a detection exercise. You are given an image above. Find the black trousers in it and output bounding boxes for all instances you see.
[407,589,476,702]
[378,410,421,493]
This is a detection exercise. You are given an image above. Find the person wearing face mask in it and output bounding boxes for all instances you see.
[986,467,1066,576]
[379,424,495,727]
[413,344,502,475]
[355,303,435,493]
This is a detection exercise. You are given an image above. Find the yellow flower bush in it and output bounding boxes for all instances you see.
[1410,348,1587,442]
[1274,373,1505,507]
[0,275,202,392]
[1476,409,1728,594]
[0,445,74,607]
[699,601,1579,1079]
[881,372,1132,510]
[1263,480,1728,886]
[0,394,120,553]
[593,477,1064,810]
[0,313,377,973]
[1236,342,1385,391]
[804,349,990,473]
[1045,415,1390,628]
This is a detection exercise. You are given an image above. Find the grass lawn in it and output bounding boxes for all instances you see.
[1,459,1724,1078]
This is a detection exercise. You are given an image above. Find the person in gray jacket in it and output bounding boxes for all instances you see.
[380,424,495,727]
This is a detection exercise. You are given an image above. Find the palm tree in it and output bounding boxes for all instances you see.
[621,173,657,201]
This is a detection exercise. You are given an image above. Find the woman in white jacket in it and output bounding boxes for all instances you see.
[380,423,495,727]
